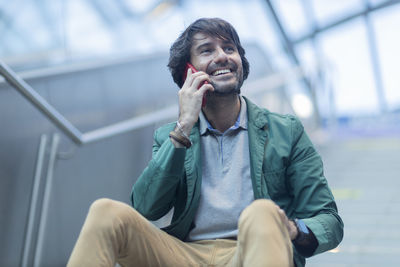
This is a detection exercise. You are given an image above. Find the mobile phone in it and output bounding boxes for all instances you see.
[182,63,207,107]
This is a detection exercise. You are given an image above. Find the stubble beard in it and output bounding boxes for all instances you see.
[209,73,244,97]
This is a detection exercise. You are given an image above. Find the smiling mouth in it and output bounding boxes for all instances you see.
[212,69,231,76]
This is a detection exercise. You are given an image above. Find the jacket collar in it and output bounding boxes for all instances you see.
[243,96,270,199]
[243,96,269,130]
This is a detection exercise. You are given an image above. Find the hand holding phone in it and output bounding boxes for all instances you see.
[182,63,207,107]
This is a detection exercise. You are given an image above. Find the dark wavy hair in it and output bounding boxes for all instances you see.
[167,18,250,88]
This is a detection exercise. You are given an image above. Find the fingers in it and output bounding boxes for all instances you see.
[277,207,289,225]
[276,205,289,229]
[274,204,285,220]
[197,82,214,96]
[183,68,210,91]
[177,68,213,129]
[181,68,213,107]
[181,67,192,88]
[276,205,298,240]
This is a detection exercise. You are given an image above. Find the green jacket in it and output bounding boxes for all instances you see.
[131,97,343,266]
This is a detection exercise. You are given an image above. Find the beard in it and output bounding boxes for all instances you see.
[210,81,241,96]
[209,70,244,96]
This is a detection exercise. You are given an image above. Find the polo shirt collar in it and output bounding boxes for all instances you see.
[199,96,248,135]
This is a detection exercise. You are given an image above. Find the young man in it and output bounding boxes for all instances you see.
[68,18,343,267]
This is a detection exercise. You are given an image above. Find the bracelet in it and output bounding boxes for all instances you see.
[169,131,192,148]
[176,121,191,140]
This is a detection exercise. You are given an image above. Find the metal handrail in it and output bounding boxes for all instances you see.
[81,105,178,143]
[0,60,178,145]
[0,61,84,144]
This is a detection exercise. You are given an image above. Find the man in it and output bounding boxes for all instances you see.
[68,18,343,267]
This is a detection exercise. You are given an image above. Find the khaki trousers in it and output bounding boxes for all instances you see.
[67,199,293,267]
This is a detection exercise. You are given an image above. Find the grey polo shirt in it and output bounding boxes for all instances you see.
[187,96,254,241]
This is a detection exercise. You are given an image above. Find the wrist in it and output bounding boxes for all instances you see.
[176,119,193,136]
[291,219,319,257]
[292,219,309,244]
[177,116,198,136]
[169,121,193,149]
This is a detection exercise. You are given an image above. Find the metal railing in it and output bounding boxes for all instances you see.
[0,60,178,145]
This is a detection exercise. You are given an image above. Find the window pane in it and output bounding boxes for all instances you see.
[66,0,113,55]
[310,0,365,27]
[368,0,391,7]
[371,4,400,110]
[270,0,310,40]
[0,1,62,57]
[125,0,160,14]
[296,40,333,118]
[317,18,379,116]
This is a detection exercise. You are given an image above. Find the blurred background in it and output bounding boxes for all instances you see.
[1,0,399,266]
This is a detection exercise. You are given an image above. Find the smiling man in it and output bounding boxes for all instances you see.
[68,18,343,267]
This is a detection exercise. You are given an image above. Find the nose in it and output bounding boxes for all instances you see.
[214,47,228,64]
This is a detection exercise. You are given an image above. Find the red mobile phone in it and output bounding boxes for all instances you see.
[182,63,207,107]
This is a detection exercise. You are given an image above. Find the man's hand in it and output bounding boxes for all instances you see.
[177,68,214,135]
[276,205,298,240]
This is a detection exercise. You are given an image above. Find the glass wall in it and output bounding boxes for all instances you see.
[1,0,400,119]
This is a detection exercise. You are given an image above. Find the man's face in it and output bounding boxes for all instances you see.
[189,32,243,95]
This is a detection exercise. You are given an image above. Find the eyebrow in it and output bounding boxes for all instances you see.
[194,42,212,52]
[194,40,235,52]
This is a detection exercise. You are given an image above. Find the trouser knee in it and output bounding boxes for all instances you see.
[238,199,280,236]
[86,198,139,230]
[238,199,294,267]
[239,199,278,222]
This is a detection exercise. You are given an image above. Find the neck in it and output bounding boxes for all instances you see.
[202,93,241,133]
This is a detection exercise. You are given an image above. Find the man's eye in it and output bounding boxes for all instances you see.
[201,49,211,54]
[225,47,235,53]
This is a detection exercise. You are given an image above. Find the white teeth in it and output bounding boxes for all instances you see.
[212,69,231,76]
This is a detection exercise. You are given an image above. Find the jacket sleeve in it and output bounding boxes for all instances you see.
[131,125,187,220]
[286,116,344,255]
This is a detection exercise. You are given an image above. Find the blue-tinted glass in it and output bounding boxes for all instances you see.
[296,40,317,73]
[310,0,365,27]
[317,18,379,116]
[295,40,333,118]
[0,1,62,57]
[125,0,160,13]
[65,0,113,55]
[0,0,313,74]
[270,0,311,40]
[371,4,400,110]
[368,0,391,6]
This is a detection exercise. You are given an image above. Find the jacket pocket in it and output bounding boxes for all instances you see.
[263,168,288,199]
